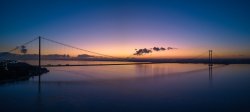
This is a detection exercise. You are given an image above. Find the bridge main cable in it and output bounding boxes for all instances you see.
[8,37,39,53]
[41,37,124,59]
[0,37,39,59]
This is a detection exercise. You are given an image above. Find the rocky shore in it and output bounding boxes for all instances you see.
[0,62,49,83]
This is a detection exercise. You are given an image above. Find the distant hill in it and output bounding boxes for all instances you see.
[1,52,250,64]
[0,52,98,60]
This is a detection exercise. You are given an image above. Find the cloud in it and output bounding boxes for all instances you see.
[160,47,166,51]
[153,47,160,51]
[153,47,166,51]
[167,47,177,50]
[134,46,177,56]
[134,48,152,56]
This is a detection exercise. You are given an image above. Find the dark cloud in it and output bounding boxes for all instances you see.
[153,47,160,51]
[134,48,152,56]
[153,47,166,51]
[134,46,177,56]
[167,47,177,50]
[160,47,166,51]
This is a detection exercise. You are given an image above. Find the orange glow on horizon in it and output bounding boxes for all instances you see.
[5,38,250,59]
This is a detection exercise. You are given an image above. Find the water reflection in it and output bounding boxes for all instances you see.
[209,65,213,87]
[37,74,43,112]
[134,63,213,79]
[32,64,215,84]
[135,64,170,78]
[38,75,41,93]
[1,64,250,112]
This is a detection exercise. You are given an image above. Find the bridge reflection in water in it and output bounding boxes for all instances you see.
[209,65,213,87]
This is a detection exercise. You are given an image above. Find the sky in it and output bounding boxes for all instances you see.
[0,0,250,58]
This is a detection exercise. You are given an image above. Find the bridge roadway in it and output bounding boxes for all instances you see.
[42,62,153,67]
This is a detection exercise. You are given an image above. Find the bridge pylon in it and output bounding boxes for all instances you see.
[209,50,213,66]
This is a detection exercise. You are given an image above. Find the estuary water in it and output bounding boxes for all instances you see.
[0,62,250,112]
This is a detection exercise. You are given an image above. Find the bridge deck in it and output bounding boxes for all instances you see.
[42,62,153,67]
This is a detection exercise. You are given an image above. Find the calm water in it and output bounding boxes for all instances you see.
[1,62,250,112]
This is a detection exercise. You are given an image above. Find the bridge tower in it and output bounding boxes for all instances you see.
[208,50,213,86]
[38,36,41,84]
[39,36,41,69]
[209,50,213,66]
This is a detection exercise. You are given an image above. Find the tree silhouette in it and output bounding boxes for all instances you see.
[20,45,27,54]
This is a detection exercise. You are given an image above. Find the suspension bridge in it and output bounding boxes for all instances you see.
[0,36,217,68]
